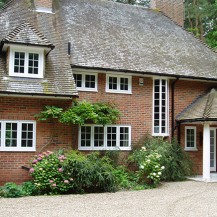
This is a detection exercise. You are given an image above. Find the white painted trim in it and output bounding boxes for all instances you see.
[78,124,131,151]
[0,120,36,152]
[210,127,216,172]
[9,45,44,79]
[106,74,132,94]
[203,123,211,180]
[185,126,197,151]
[73,72,98,92]
[152,78,169,136]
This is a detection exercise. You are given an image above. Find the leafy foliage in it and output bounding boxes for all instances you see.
[37,101,121,126]
[131,136,193,181]
[30,151,73,195]
[0,181,37,198]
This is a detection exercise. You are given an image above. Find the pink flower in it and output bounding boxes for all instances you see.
[69,178,74,181]
[33,159,38,164]
[37,157,42,161]
[58,168,63,172]
[49,180,54,183]
[60,160,64,163]
[29,168,34,173]
[64,180,69,184]
[52,183,56,187]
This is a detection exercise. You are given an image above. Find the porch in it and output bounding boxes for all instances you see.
[177,88,217,181]
[188,173,217,183]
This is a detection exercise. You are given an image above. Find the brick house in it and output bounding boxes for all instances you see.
[0,0,217,185]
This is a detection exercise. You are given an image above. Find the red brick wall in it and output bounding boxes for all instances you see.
[173,80,217,174]
[34,0,52,9]
[150,0,184,27]
[0,96,73,185]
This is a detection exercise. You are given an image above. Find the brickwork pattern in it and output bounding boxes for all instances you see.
[151,0,184,27]
[34,0,52,8]
[0,97,73,185]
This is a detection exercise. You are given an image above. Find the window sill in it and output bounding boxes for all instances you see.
[152,133,169,137]
[184,148,198,152]
[106,90,132,94]
[77,88,98,92]
[79,147,131,151]
[0,148,36,152]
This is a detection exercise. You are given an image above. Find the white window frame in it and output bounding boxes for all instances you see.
[0,120,36,152]
[106,74,132,94]
[73,72,98,91]
[9,45,44,78]
[185,126,197,151]
[152,78,169,136]
[78,125,131,151]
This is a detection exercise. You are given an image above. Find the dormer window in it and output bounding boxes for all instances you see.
[9,45,44,78]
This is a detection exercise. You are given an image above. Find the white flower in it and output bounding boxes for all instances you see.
[146,159,151,163]
[155,165,159,168]
[139,165,144,169]
[153,172,156,176]
[141,147,146,151]
[158,172,162,175]
[161,166,165,170]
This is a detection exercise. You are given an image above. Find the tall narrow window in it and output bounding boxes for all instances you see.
[153,79,168,136]
[185,126,197,151]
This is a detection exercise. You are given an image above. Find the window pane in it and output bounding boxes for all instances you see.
[109,77,117,90]
[186,128,195,148]
[94,127,104,147]
[21,123,34,147]
[74,74,82,88]
[120,78,128,91]
[28,53,39,74]
[5,123,17,147]
[14,52,25,74]
[80,126,91,147]
[120,127,129,147]
[107,127,116,147]
[85,75,95,88]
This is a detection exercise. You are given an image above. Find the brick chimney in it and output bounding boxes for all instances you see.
[34,0,53,13]
[150,0,184,27]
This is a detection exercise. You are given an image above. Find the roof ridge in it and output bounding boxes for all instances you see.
[203,88,216,118]
[3,22,51,44]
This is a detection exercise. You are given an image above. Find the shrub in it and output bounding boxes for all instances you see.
[0,182,23,198]
[129,147,164,185]
[64,151,118,193]
[30,150,73,195]
[130,136,193,181]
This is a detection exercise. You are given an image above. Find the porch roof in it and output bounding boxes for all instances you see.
[176,88,217,123]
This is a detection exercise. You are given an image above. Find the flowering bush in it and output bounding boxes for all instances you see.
[128,146,164,185]
[30,151,74,195]
[138,150,165,184]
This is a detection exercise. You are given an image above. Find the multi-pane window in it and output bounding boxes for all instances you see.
[153,79,168,136]
[79,125,131,150]
[28,53,39,74]
[185,126,197,150]
[0,121,36,151]
[9,46,44,78]
[106,74,132,94]
[73,72,97,91]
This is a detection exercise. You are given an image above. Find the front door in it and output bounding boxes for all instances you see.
[210,128,216,171]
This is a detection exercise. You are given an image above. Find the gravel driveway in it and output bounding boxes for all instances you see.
[0,181,217,217]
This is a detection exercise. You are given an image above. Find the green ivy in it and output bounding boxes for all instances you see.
[36,101,121,126]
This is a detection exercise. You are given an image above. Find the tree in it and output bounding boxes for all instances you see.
[0,0,7,8]
[185,0,217,49]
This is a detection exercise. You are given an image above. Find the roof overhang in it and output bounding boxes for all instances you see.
[0,41,55,54]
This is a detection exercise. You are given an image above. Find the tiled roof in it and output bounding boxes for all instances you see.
[176,89,217,122]
[0,0,217,97]
[60,0,217,80]
[2,22,54,48]
[0,0,77,97]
